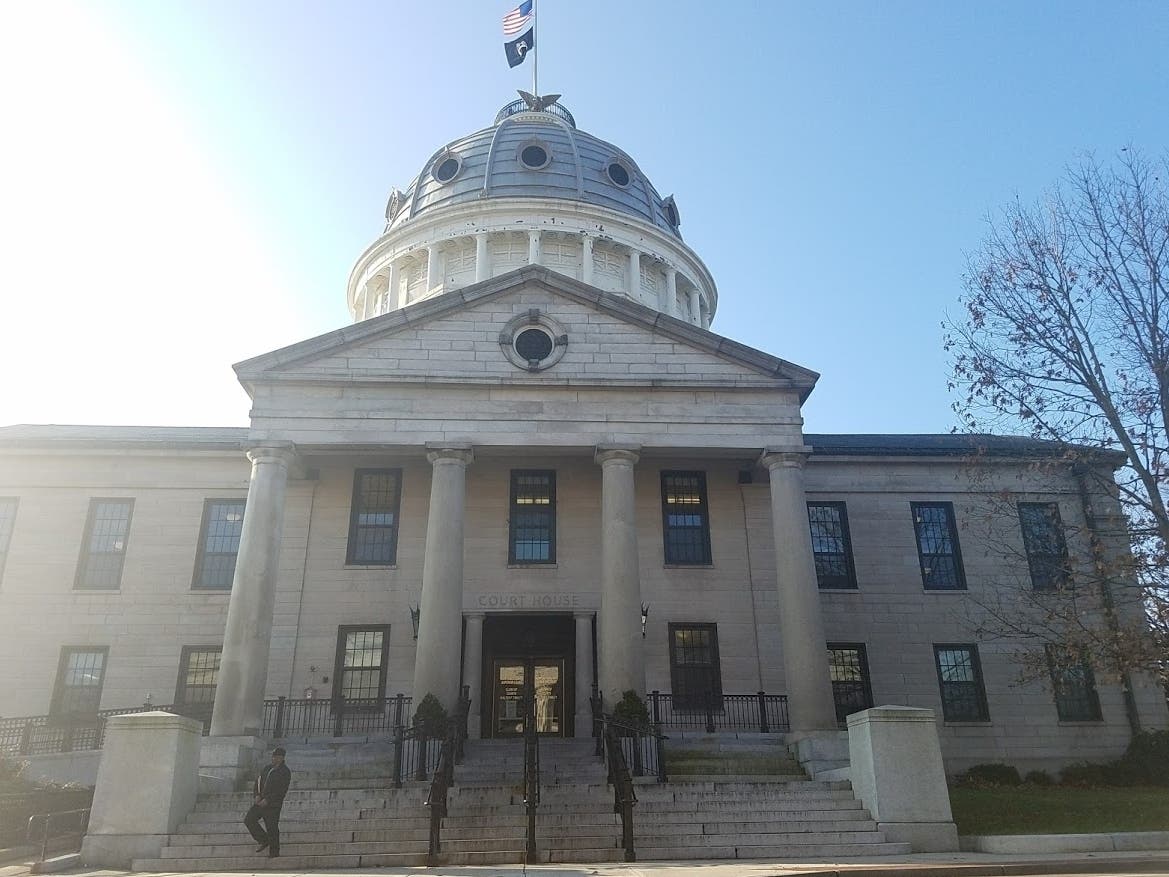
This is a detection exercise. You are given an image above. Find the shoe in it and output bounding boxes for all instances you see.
[268,851,280,858]
[254,843,269,853]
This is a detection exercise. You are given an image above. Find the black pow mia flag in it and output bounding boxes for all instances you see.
[505,27,534,68]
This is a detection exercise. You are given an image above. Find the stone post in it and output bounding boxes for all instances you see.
[595,446,645,703]
[661,265,677,315]
[581,235,594,285]
[412,445,473,712]
[475,233,489,282]
[688,288,702,325]
[760,448,838,733]
[81,712,202,867]
[426,245,441,293]
[528,229,541,266]
[574,611,595,737]
[462,612,485,738]
[626,249,641,299]
[210,444,295,737]
[847,706,959,851]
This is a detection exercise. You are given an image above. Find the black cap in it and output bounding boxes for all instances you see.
[272,747,286,756]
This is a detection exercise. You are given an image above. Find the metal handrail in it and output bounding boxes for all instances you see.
[601,724,637,862]
[26,808,90,864]
[522,683,540,865]
[421,688,470,865]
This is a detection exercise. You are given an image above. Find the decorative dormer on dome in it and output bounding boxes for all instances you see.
[347,94,717,327]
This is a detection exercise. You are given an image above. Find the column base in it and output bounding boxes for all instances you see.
[200,735,265,792]
[81,834,169,868]
[878,821,959,852]
[788,728,849,778]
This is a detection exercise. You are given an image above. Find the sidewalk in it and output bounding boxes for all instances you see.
[2,849,1169,877]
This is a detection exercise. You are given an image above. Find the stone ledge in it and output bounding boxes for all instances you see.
[961,831,1169,854]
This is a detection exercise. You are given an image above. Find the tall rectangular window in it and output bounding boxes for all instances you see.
[1045,645,1102,722]
[934,644,989,722]
[808,502,857,589]
[668,623,723,710]
[50,647,108,716]
[509,470,556,563]
[912,502,966,590]
[0,497,17,585]
[75,499,134,590]
[175,646,221,711]
[828,643,873,723]
[661,471,712,565]
[192,500,246,589]
[333,625,390,704]
[1019,502,1069,591]
[346,470,402,565]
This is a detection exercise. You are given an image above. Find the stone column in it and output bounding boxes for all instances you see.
[700,301,711,329]
[426,245,441,293]
[595,446,645,703]
[661,265,677,315]
[387,261,402,310]
[412,445,474,712]
[626,249,641,299]
[528,229,541,266]
[581,235,594,285]
[761,449,838,733]
[475,233,489,282]
[210,444,295,737]
[462,613,485,738]
[688,288,702,325]
[574,612,595,738]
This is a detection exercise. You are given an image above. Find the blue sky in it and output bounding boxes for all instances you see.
[2,1,1167,432]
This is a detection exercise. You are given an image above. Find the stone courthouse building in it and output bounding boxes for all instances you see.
[1,96,1165,775]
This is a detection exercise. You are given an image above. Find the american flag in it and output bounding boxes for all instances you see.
[502,1,533,36]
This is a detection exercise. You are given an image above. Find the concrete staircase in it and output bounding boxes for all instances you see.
[130,735,908,870]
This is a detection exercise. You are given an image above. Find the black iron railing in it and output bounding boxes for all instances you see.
[423,688,470,865]
[648,691,789,734]
[265,694,411,738]
[27,807,90,865]
[600,722,638,862]
[494,99,576,128]
[522,682,540,865]
[0,704,209,757]
[0,790,92,848]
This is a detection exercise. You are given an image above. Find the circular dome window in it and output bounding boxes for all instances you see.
[519,142,551,170]
[606,161,631,187]
[433,154,461,184]
[515,328,554,362]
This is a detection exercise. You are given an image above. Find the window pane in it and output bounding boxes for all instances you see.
[828,644,873,723]
[1046,645,1101,721]
[661,472,711,565]
[0,497,17,583]
[808,503,856,589]
[347,471,401,564]
[178,648,221,705]
[935,645,988,721]
[510,471,555,563]
[1020,503,1069,591]
[913,503,964,590]
[669,624,721,709]
[53,648,106,715]
[194,500,245,589]
[337,627,388,703]
[77,500,133,589]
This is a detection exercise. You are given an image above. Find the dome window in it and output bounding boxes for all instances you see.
[663,195,681,228]
[518,140,551,171]
[432,154,462,184]
[606,160,631,188]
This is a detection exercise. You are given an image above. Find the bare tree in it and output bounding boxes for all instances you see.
[945,150,1169,702]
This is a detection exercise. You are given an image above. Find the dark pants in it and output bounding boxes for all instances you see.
[244,803,282,854]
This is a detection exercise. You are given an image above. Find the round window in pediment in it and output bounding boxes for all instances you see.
[499,310,568,372]
[515,327,554,362]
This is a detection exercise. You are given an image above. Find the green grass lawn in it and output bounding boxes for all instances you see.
[950,786,1169,835]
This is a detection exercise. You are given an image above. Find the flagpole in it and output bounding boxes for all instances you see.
[532,0,538,99]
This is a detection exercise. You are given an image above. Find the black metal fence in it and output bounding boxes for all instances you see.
[648,691,789,734]
[263,694,412,738]
[0,790,92,848]
[0,704,205,757]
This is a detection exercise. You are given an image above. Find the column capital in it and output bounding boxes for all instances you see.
[426,443,474,467]
[759,446,813,471]
[595,444,641,467]
[246,442,297,468]
[464,611,486,622]
[573,610,595,621]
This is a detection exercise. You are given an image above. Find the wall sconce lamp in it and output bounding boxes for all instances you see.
[641,602,650,638]
[410,604,421,639]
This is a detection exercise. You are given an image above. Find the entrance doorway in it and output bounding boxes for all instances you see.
[479,614,581,738]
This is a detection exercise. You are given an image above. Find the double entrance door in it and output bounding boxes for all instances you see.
[491,658,564,738]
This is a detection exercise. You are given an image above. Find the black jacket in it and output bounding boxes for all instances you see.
[255,763,292,807]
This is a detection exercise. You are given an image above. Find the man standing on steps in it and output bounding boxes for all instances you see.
[245,746,292,858]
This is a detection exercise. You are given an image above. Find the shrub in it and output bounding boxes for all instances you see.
[1120,730,1169,785]
[957,763,1022,787]
[413,693,449,738]
[612,690,650,729]
[1023,769,1053,786]
[1059,761,1113,787]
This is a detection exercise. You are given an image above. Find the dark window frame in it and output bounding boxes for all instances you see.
[912,502,966,590]
[332,625,391,707]
[1045,645,1103,722]
[346,469,403,566]
[74,498,134,590]
[0,496,18,586]
[50,646,109,716]
[660,471,713,566]
[174,645,222,707]
[827,642,874,723]
[1019,502,1070,591]
[508,469,557,564]
[192,499,247,590]
[933,643,990,722]
[667,622,723,711]
[808,502,858,589]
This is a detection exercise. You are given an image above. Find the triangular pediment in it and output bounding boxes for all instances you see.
[236,267,818,399]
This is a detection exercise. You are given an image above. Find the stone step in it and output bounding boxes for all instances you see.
[635,829,894,848]
[632,841,912,860]
[636,818,879,835]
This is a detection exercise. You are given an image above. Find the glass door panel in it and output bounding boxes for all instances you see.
[493,661,526,737]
